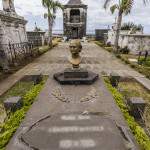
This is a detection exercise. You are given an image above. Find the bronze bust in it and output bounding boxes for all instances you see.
[69,39,82,68]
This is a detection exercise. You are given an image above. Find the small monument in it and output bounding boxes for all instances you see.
[63,0,87,39]
[3,0,15,12]
[0,0,28,69]
[0,0,28,45]
[54,40,98,85]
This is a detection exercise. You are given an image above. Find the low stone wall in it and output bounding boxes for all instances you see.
[107,30,150,54]
[27,31,45,46]
[95,29,108,40]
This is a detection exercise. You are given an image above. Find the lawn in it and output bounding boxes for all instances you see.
[0,77,46,149]
[118,81,150,130]
[0,81,34,123]
[104,78,150,150]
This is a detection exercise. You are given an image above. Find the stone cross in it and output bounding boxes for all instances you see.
[2,0,15,12]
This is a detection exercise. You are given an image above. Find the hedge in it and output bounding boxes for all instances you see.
[104,78,150,150]
[0,80,45,149]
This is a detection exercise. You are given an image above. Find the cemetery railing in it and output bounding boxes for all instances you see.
[0,42,41,65]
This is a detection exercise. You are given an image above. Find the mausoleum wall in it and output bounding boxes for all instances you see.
[107,30,150,54]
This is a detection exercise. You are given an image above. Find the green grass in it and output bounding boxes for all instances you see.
[104,78,150,150]
[38,45,50,55]
[0,81,34,103]
[118,81,150,131]
[0,79,46,149]
[118,81,150,101]
[139,57,150,67]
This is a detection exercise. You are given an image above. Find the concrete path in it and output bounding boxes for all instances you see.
[0,42,150,97]
[4,42,147,149]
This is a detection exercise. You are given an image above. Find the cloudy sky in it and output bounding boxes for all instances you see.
[0,0,150,34]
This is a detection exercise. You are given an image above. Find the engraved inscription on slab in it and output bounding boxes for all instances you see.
[21,113,128,150]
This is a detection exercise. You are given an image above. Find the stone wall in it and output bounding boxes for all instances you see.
[0,0,28,69]
[107,30,150,54]
[0,10,28,45]
[27,31,45,46]
[95,29,108,40]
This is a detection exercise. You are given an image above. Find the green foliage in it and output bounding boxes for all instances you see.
[121,22,143,31]
[107,81,150,149]
[115,54,121,59]
[104,78,150,150]
[38,46,50,55]
[0,81,45,149]
[94,41,105,47]
[0,82,34,103]
[115,54,150,79]
[104,47,113,52]
[139,57,150,67]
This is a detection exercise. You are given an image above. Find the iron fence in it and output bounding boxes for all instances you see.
[0,41,41,65]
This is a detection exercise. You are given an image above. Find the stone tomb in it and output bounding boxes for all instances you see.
[6,75,139,150]
[21,113,130,150]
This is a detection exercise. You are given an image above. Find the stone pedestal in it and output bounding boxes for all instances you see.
[54,68,98,85]
[64,68,88,78]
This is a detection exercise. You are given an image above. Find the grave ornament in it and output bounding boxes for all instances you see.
[54,40,98,85]
[69,39,82,68]
[2,0,15,12]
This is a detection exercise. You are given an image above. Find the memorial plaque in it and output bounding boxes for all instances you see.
[21,113,131,150]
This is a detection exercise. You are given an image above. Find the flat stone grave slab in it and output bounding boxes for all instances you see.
[4,96,22,112]
[6,76,139,150]
[21,113,130,150]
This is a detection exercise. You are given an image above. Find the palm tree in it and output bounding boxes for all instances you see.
[104,0,149,52]
[42,0,63,47]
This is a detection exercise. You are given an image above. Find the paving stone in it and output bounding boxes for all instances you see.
[0,42,148,96]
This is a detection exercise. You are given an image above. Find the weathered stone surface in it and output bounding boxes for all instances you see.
[54,71,98,85]
[63,0,87,39]
[6,76,139,149]
[64,68,88,78]
[128,97,146,119]
[4,96,22,112]
[107,30,150,54]
[21,114,131,150]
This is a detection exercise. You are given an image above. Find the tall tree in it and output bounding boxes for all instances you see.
[104,0,149,52]
[42,0,63,47]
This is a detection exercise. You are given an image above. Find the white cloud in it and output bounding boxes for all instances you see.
[0,0,150,33]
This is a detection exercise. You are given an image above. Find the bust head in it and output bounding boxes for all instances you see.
[69,39,82,58]
[69,39,82,68]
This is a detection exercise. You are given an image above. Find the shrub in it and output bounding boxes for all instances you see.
[0,81,45,149]
[104,78,150,150]
[95,41,105,47]
[119,46,130,54]
[38,46,50,55]
[104,47,113,52]
[130,63,136,68]
[115,54,121,59]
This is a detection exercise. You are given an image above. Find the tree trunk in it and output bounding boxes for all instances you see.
[114,10,123,52]
[48,16,53,47]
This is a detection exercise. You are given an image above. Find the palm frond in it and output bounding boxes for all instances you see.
[110,4,119,14]
[120,0,134,15]
[104,0,112,9]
